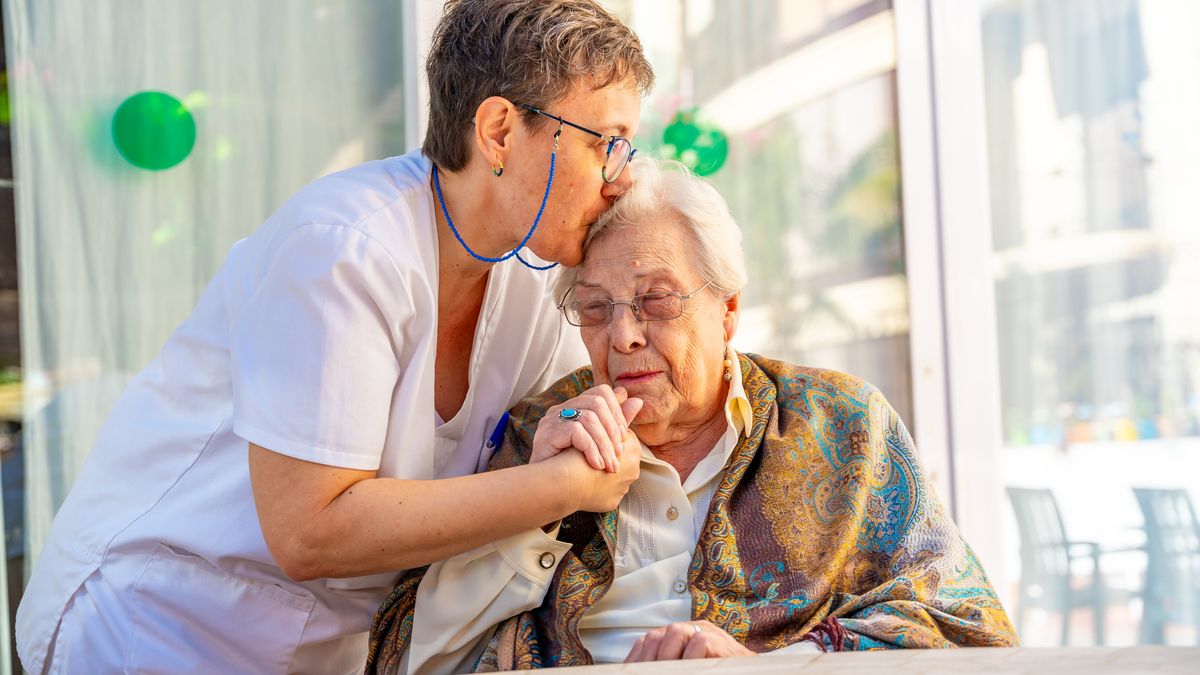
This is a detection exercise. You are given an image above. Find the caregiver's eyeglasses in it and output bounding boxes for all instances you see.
[559,282,712,327]
[520,104,637,183]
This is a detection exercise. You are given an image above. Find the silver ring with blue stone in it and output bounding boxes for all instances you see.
[557,408,581,422]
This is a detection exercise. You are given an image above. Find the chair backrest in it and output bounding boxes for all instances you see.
[1007,487,1072,582]
[1133,488,1200,611]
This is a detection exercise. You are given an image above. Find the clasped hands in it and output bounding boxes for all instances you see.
[527,387,756,661]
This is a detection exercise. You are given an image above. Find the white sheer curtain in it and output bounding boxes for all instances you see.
[3,0,408,575]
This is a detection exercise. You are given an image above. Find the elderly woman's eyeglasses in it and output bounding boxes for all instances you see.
[559,282,712,327]
[520,104,637,184]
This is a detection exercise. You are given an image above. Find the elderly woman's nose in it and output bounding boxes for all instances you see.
[606,304,646,351]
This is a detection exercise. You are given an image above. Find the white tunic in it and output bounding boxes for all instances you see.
[15,149,587,675]
[405,348,819,674]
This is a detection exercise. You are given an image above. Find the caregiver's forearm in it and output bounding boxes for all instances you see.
[249,443,579,581]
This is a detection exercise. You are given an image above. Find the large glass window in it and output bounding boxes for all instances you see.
[979,0,1200,646]
[607,0,912,423]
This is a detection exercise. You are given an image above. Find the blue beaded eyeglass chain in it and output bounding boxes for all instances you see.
[431,127,562,271]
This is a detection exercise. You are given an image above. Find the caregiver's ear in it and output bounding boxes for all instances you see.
[722,291,741,342]
[473,96,518,167]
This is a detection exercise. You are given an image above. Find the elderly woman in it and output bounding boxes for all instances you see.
[367,161,1017,673]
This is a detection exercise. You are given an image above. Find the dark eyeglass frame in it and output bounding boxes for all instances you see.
[520,104,637,184]
[558,281,712,327]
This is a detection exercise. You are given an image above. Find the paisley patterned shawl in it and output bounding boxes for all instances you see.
[366,353,1017,673]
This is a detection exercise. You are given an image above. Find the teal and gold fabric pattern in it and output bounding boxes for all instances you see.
[367,353,1018,672]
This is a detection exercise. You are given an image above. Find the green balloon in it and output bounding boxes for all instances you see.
[112,91,196,170]
[687,128,729,176]
[663,108,702,149]
[661,108,728,176]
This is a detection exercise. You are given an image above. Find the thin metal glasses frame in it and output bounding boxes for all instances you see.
[558,281,713,327]
[520,104,637,183]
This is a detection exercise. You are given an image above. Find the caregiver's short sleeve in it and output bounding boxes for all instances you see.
[231,223,411,470]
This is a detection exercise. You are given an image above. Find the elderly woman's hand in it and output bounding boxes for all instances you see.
[624,621,756,662]
[530,385,643,473]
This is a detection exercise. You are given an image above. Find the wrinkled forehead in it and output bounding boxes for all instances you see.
[576,218,697,291]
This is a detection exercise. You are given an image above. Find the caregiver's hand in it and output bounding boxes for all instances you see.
[546,423,640,513]
[624,621,756,662]
[530,385,643,473]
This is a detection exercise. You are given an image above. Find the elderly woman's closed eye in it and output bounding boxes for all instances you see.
[367,161,1018,674]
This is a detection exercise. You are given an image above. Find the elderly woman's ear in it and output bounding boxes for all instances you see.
[722,292,741,343]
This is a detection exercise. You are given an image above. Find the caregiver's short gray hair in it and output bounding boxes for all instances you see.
[555,158,748,303]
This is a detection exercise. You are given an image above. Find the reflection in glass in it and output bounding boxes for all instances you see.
[983,0,1200,646]
[610,0,911,422]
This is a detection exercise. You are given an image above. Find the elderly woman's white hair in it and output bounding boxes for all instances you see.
[555,158,748,303]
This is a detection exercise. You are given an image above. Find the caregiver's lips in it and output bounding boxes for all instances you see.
[614,369,661,385]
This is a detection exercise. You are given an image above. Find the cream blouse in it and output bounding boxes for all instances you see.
[403,347,819,674]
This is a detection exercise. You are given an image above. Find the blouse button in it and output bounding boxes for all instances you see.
[672,578,687,594]
[539,552,556,569]
[666,506,679,521]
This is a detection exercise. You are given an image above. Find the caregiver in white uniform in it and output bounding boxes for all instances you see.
[16,1,654,672]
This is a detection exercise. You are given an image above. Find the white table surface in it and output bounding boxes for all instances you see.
[551,646,1200,674]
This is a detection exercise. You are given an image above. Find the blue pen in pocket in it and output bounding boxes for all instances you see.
[484,411,511,458]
